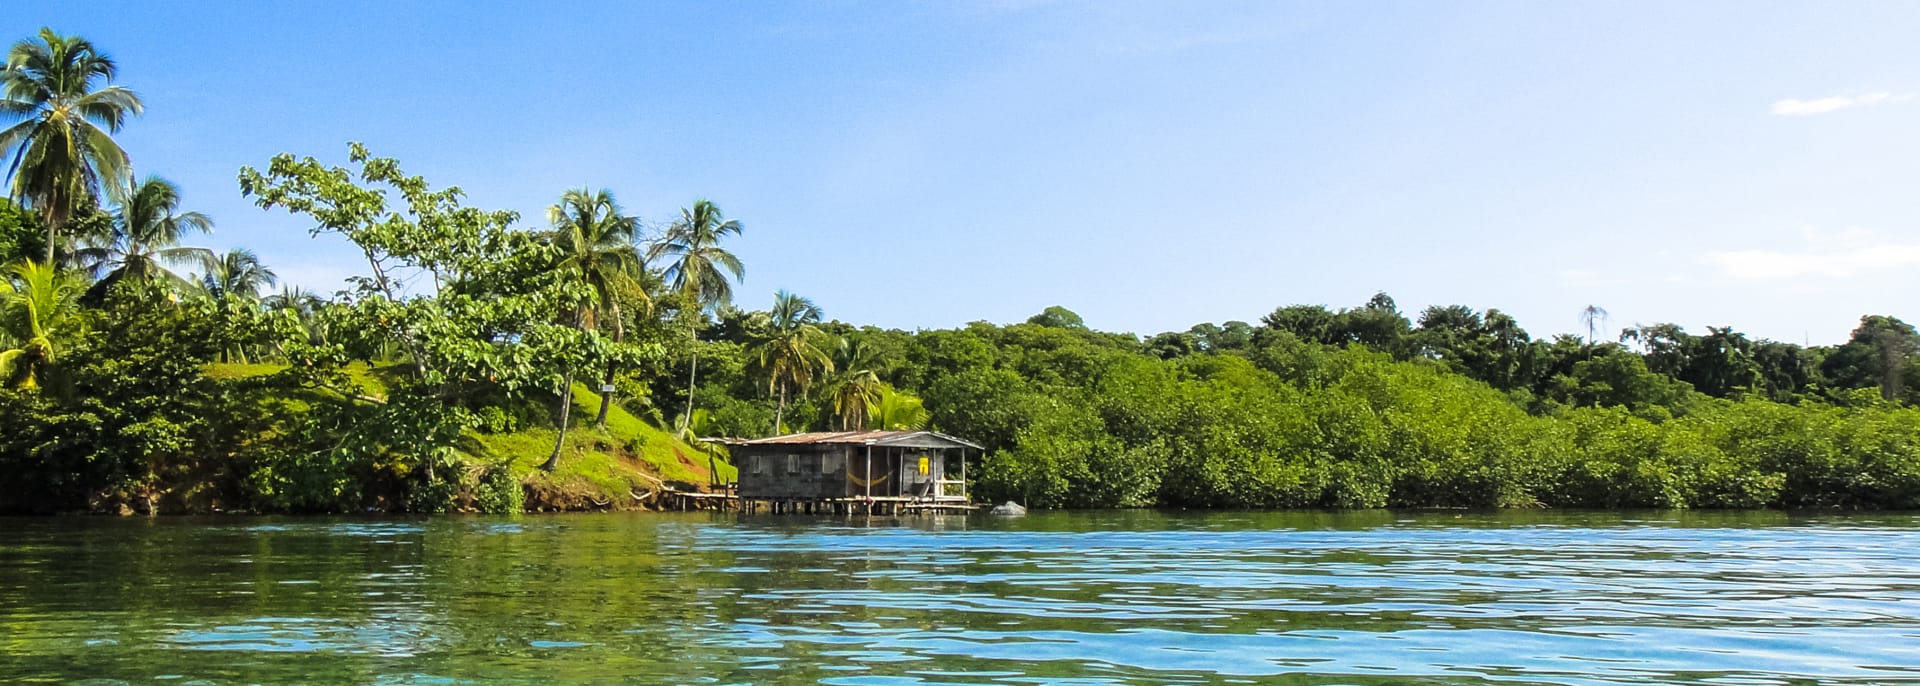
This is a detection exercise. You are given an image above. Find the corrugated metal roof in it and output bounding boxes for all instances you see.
[737,430,983,450]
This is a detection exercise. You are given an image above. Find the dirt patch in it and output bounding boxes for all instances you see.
[671,447,716,485]
[521,472,654,512]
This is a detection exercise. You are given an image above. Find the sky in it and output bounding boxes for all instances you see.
[10,1,1920,345]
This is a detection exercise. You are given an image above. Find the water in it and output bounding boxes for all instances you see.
[3,510,1919,684]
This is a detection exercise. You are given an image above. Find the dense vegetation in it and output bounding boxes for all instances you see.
[4,28,1920,514]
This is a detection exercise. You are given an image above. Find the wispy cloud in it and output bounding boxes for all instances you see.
[1706,227,1920,279]
[1770,91,1909,116]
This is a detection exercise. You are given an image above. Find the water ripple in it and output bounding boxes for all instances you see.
[3,511,1919,684]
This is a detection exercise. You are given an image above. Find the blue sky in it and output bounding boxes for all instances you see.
[11,2,1920,344]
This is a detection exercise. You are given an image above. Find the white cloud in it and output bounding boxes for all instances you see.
[1706,226,1920,279]
[1770,91,1908,116]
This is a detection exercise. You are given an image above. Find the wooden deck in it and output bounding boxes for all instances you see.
[659,487,978,515]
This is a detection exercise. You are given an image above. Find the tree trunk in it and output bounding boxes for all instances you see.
[772,382,787,436]
[42,207,56,266]
[679,326,699,434]
[594,302,623,427]
[543,368,575,472]
[594,365,617,426]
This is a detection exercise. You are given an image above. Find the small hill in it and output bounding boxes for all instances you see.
[464,384,736,511]
[202,363,734,512]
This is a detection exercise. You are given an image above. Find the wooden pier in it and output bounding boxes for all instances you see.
[742,495,979,515]
[660,488,979,515]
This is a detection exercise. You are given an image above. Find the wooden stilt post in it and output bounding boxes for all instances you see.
[961,448,968,504]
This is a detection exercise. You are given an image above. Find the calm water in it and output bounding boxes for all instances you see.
[3,510,1919,685]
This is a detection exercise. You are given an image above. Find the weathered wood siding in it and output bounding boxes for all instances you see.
[736,444,958,501]
[893,448,947,497]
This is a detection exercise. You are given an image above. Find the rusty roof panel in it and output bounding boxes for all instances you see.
[738,430,983,450]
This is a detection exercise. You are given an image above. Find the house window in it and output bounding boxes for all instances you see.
[823,454,842,473]
[752,455,765,474]
[787,454,801,474]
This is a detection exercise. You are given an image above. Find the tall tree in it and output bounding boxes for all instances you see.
[648,199,744,435]
[1261,304,1340,345]
[1826,315,1920,402]
[1,28,143,264]
[199,248,278,364]
[1334,292,1411,356]
[1580,304,1609,348]
[199,248,277,301]
[0,260,80,389]
[76,176,214,294]
[547,188,644,431]
[241,144,635,482]
[750,289,832,434]
[826,334,888,431]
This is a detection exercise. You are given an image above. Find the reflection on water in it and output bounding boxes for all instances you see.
[2,510,1918,684]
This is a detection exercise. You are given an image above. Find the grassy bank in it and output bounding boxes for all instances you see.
[205,363,733,513]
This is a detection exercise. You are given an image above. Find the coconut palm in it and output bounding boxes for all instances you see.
[548,188,644,437]
[869,386,929,431]
[749,290,833,435]
[680,407,731,488]
[825,337,887,431]
[1579,304,1610,363]
[1,28,143,264]
[264,285,321,313]
[1580,304,1609,347]
[264,285,327,352]
[200,248,276,301]
[76,176,213,295]
[0,260,80,389]
[648,198,744,433]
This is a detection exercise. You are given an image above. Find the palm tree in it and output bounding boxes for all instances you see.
[647,199,744,434]
[264,285,326,354]
[1580,304,1609,351]
[548,188,644,437]
[681,407,730,489]
[0,260,80,389]
[200,248,276,300]
[1,28,143,264]
[825,337,887,431]
[869,386,929,431]
[76,176,213,295]
[264,285,320,313]
[199,248,277,364]
[749,290,833,435]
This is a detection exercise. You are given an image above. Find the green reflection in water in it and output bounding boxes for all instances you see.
[2,510,1917,684]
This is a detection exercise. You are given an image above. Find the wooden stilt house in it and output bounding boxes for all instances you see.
[732,431,980,513]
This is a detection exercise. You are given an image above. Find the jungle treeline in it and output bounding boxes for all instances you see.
[3,27,1919,513]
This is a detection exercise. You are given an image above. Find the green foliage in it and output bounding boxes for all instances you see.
[472,463,524,514]
[75,175,216,300]
[0,260,84,389]
[1025,305,1086,330]
[2,28,144,262]
[0,199,45,264]
[869,385,930,431]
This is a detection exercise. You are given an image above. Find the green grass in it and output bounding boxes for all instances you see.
[205,362,732,507]
[203,361,395,400]
[462,384,735,499]
[201,362,285,381]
